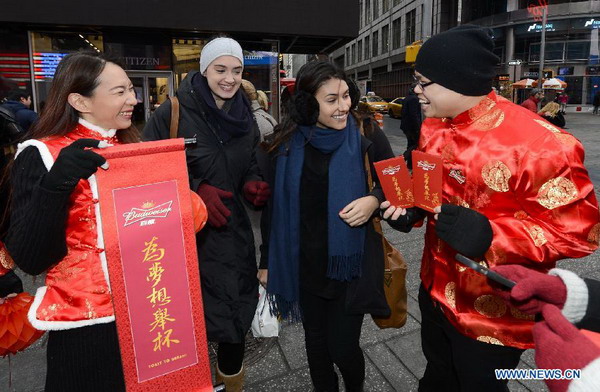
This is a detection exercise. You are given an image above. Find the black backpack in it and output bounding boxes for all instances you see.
[0,105,24,148]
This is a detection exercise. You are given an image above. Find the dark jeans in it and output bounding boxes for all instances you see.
[418,285,524,392]
[299,287,365,392]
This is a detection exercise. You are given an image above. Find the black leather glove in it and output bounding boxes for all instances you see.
[383,207,426,233]
[435,204,493,258]
[0,270,23,298]
[41,139,108,192]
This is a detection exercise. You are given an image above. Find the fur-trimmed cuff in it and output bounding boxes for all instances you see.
[568,356,600,392]
[550,268,588,324]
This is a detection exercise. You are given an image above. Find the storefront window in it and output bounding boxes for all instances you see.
[566,41,589,60]
[529,42,564,62]
[30,31,104,111]
[564,76,584,105]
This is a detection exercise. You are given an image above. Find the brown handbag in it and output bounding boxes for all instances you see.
[362,126,408,329]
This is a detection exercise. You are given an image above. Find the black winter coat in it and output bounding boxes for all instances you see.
[143,72,261,343]
[260,120,394,317]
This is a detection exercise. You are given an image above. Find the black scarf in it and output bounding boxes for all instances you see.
[192,73,254,142]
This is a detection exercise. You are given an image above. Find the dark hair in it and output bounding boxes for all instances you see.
[28,51,139,143]
[268,61,349,152]
[6,89,30,102]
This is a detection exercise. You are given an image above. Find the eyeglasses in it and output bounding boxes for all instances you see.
[413,75,435,90]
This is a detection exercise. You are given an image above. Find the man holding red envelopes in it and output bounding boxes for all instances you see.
[381,25,600,392]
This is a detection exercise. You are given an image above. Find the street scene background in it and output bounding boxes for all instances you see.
[2,112,599,392]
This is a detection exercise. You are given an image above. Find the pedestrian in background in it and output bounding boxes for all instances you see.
[1,89,38,132]
[593,90,600,115]
[261,61,393,391]
[4,51,139,391]
[521,88,543,113]
[382,25,599,392]
[538,101,566,128]
[241,79,277,142]
[399,88,422,169]
[144,37,269,391]
[557,92,568,113]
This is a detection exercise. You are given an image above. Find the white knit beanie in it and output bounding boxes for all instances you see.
[199,37,244,74]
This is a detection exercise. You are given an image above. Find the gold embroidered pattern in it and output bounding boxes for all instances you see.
[476,336,504,346]
[527,225,548,247]
[442,144,456,162]
[510,306,535,321]
[537,177,578,210]
[469,97,496,121]
[555,133,577,147]
[514,210,528,220]
[83,299,97,319]
[482,161,511,192]
[0,247,15,270]
[474,295,507,318]
[450,196,470,208]
[445,282,457,310]
[588,223,600,246]
[473,108,505,131]
[485,245,507,265]
[534,119,561,134]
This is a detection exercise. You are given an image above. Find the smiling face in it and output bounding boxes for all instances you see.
[314,78,351,130]
[413,72,469,119]
[204,55,243,104]
[75,62,136,130]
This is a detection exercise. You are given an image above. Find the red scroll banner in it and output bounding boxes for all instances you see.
[94,139,212,391]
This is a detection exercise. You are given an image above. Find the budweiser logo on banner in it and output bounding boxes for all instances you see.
[417,160,436,171]
[123,201,173,227]
[382,165,402,175]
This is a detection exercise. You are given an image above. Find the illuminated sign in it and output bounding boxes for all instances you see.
[584,19,600,29]
[527,23,555,33]
[528,0,548,22]
[32,52,68,80]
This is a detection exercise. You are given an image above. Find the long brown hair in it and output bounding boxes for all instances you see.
[1,52,140,237]
[29,51,139,143]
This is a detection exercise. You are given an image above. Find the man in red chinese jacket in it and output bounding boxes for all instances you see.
[382,25,600,392]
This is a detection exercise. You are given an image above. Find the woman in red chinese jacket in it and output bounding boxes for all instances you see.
[3,52,138,391]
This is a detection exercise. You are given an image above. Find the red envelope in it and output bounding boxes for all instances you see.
[374,156,414,208]
[412,151,443,213]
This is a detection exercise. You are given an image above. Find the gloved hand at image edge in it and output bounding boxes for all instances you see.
[492,265,588,323]
[435,204,493,258]
[533,304,600,392]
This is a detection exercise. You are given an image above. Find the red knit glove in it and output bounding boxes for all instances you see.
[534,305,600,392]
[243,181,271,207]
[196,183,233,228]
[491,264,566,315]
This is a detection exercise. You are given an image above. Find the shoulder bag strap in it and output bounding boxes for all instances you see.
[169,96,180,139]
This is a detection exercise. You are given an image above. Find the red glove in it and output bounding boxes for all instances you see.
[534,305,600,392]
[491,264,566,315]
[196,183,233,228]
[243,181,271,207]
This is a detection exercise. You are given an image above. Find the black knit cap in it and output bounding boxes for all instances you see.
[415,25,500,96]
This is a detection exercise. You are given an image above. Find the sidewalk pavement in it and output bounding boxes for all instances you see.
[2,113,599,391]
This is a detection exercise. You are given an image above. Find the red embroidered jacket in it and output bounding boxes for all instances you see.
[419,92,600,349]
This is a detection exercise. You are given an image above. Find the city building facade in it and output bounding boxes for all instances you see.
[1,0,357,125]
[336,0,600,109]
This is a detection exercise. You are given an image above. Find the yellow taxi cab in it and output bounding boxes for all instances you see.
[358,95,388,113]
[387,97,404,118]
